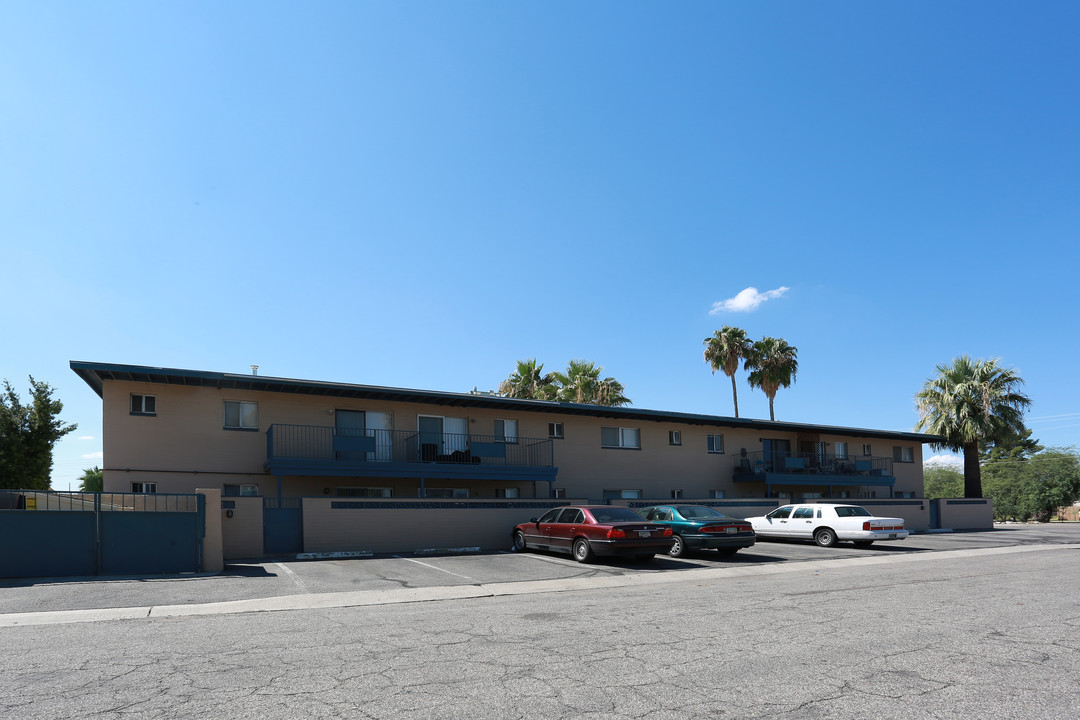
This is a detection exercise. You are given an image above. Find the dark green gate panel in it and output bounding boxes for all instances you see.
[0,512,97,578]
[99,506,204,575]
[264,498,303,555]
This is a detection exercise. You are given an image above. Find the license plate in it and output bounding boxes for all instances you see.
[638,531,652,538]
[726,527,737,534]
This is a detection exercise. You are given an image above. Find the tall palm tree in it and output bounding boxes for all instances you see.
[745,337,798,421]
[703,326,752,418]
[915,356,1031,498]
[553,360,630,407]
[498,359,557,400]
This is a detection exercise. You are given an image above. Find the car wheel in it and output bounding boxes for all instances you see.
[668,535,686,558]
[716,548,738,557]
[572,538,594,563]
[853,540,874,548]
[814,528,838,548]
[513,530,527,552]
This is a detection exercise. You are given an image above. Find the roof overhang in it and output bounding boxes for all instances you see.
[70,360,942,444]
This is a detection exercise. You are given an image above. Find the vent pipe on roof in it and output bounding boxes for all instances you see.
[251,365,259,376]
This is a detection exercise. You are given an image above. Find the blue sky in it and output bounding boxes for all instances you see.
[2,2,1078,489]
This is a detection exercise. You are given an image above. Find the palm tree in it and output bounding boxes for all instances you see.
[553,360,630,407]
[915,356,1031,498]
[703,326,752,417]
[498,359,557,400]
[78,466,103,492]
[745,337,798,421]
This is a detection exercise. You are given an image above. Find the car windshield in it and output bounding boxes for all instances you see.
[833,506,872,517]
[590,508,647,523]
[676,506,727,519]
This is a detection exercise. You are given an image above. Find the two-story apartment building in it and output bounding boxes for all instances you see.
[71,361,937,503]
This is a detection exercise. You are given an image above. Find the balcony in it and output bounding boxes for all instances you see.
[733,451,895,489]
[265,424,556,482]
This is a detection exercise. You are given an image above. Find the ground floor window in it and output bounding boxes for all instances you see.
[131,482,156,494]
[602,489,642,500]
[223,483,259,497]
[711,490,725,499]
[495,488,519,498]
[425,488,468,498]
[336,487,392,498]
[670,489,684,499]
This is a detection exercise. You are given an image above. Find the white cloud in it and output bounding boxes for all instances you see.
[81,452,103,460]
[925,454,963,469]
[710,286,790,314]
[78,435,95,441]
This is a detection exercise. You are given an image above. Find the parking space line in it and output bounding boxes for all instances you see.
[274,563,309,592]
[393,556,473,580]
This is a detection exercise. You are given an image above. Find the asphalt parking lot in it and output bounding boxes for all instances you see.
[2,522,1077,617]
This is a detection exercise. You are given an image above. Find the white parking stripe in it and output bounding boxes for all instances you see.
[393,556,473,580]
[275,563,308,591]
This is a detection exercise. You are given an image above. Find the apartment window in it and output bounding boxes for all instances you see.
[893,446,915,463]
[602,489,642,499]
[224,401,258,430]
[553,488,567,499]
[548,422,564,439]
[495,419,518,443]
[835,442,848,459]
[336,487,391,498]
[838,490,851,499]
[669,430,682,446]
[671,489,684,499]
[495,488,519,499]
[425,488,469,498]
[710,490,725,499]
[707,434,725,454]
[130,394,156,416]
[131,482,156,494]
[863,444,872,456]
[223,484,259,497]
[601,426,640,449]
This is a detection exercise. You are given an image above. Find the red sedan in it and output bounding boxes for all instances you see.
[512,505,674,563]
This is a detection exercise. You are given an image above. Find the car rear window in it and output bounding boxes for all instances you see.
[590,508,647,523]
[676,506,727,519]
[834,506,872,517]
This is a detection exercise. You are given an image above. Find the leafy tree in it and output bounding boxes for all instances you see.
[915,356,1031,498]
[78,465,103,493]
[703,326,752,418]
[744,337,798,421]
[923,465,964,499]
[0,377,78,490]
[498,359,557,401]
[983,449,1080,522]
[979,426,1042,464]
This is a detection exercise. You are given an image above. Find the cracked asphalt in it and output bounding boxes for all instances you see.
[2,524,1078,719]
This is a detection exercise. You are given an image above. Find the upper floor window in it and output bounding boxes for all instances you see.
[669,430,682,446]
[893,446,914,463]
[224,400,258,430]
[548,422,564,439]
[495,419,518,443]
[130,394,156,416]
[707,433,724,454]
[835,442,848,459]
[601,426,640,449]
[863,444,872,456]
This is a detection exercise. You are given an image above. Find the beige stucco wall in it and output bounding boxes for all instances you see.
[98,378,929,501]
[196,488,224,572]
[221,496,264,560]
[937,498,994,530]
[301,499,581,554]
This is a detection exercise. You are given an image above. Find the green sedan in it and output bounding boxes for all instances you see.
[635,505,756,558]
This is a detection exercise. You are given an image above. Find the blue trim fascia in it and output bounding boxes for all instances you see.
[265,458,558,482]
[735,473,897,487]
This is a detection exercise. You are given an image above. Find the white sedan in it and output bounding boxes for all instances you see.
[745,503,909,547]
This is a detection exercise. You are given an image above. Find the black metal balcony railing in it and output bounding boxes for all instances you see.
[267,424,554,468]
[733,451,893,478]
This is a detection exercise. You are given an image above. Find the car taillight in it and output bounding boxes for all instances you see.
[738,525,752,533]
[661,527,672,537]
[863,521,871,531]
[607,528,627,539]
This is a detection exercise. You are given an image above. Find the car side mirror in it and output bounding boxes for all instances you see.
[530,518,539,525]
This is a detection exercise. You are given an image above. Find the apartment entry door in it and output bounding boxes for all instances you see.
[762,439,791,472]
[418,415,467,461]
[337,410,392,462]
